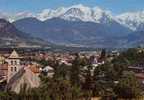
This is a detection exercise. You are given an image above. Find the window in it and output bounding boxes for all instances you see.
[11,67,13,71]
[14,67,17,72]
[11,61,13,65]
[15,61,17,65]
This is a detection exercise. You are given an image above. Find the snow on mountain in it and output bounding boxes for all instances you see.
[28,5,144,31]
[92,7,114,24]
[0,4,112,23]
[60,4,93,22]
[1,4,144,32]
[116,11,144,31]
[37,4,114,24]
[37,7,67,21]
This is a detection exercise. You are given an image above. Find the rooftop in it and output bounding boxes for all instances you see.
[9,50,22,59]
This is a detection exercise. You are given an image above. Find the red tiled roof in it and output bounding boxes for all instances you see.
[0,64,8,70]
[135,73,144,79]
[29,65,40,73]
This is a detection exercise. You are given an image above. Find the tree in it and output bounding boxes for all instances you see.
[54,63,69,80]
[40,77,81,100]
[114,71,142,98]
[93,63,116,97]
[82,65,93,100]
[70,53,82,87]
[38,59,49,67]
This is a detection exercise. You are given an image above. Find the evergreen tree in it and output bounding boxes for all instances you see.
[70,53,81,87]
[114,71,142,98]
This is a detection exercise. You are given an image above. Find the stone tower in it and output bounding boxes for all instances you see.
[6,50,23,82]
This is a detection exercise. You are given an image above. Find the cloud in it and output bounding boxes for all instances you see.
[0,11,10,20]
[0,11,36,22]
[13,11,35,20]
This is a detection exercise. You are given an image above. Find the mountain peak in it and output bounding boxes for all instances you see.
[0,5,112,24]
[35,4,112,23]
[1,5,144,32]
[117,11,144,31]
[69,4,90,10]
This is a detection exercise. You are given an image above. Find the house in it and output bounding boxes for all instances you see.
[41,66,54,77]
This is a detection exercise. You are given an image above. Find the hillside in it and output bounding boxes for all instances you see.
[0,19,49,47]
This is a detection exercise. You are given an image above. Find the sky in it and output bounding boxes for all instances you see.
[0,0,144,14]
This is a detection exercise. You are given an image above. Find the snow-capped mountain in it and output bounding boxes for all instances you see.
[0,4,114,24]
[1,4,144,48]
[37,7,67,21]
[117,11,144,31]
[37,4,114,24]
[1,4,144,32]
[37,4,144,30]
[60,4,93,22]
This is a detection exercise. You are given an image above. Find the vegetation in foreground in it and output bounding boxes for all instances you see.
[0,48,144,100]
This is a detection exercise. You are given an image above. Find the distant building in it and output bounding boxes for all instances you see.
[0,55,8,79]
[0,63,8,80]
[42,66,54,77]
[111,50,120,56]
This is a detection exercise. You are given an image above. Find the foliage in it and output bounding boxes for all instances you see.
[114,71,142,98]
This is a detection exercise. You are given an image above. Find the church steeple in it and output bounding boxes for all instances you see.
[9,50,22,59]
[6,50,23,82]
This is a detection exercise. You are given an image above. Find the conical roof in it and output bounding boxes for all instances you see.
[9,50,22,59]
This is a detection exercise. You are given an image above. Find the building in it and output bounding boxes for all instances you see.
[4,50,41,93]
[0,50,42,93]
[41,66,54,77]
[0,55,8,83]
[6,65,40,93]
[4,50,40,83]
[6,50,24,82]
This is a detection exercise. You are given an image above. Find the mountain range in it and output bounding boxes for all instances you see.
[1,4,142,32]
[0,4,144,48]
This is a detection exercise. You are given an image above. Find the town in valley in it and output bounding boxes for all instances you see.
[0,47,143,99]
